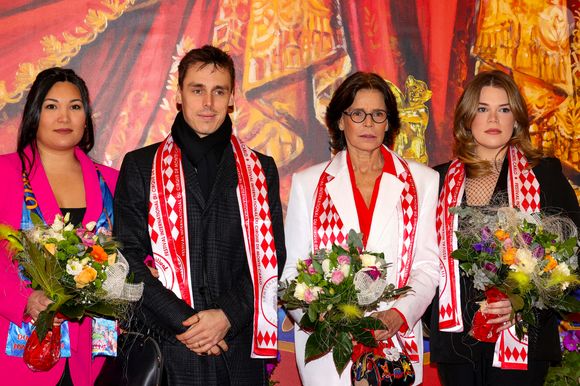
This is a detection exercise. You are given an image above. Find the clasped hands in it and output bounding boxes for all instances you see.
[176,309,231,356]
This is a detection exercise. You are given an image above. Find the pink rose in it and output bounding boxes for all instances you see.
[331,270,345,285]
[304,287,320,304]
[307,265,317,274]
[502,238,513,249]
[337,255,350,265]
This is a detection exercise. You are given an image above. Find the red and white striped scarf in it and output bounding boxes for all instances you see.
[437,146,540,370]
[312,147,421,362]
[148,134,278,358]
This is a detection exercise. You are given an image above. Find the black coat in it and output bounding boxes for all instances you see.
[429,157,580,364]
[113,141,286,386]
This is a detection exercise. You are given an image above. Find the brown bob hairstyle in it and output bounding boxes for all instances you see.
[453,70,541,177]
[325,71,401,154]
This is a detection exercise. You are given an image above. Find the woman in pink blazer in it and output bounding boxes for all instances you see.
[0,68,117,386]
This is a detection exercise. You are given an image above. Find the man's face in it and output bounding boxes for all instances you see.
[177,63,234,137]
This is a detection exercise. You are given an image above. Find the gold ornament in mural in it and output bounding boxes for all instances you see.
[394,76,433,164]
[0,0,135,110]
[212,0,350,167]
[472,0,579,175]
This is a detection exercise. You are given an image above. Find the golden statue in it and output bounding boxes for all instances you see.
[394,75,432,164]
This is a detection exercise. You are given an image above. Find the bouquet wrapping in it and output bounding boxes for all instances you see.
[0,214,143,371]
[451,206,580,341]
[280,230,411,375]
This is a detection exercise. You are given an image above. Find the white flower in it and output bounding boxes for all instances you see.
[340,263,351,277]
[66,259,83,276]
[514,249,537,275]
[294,282,309,301]
[382,347,401,361]
[85,221,96,232]
[64,223,74,232]
[321,259,332,274]
[553,263,572,290]
[52,216,65,231]
[63,212,70,223]
[80,257,90,266]
[360,254,377,267]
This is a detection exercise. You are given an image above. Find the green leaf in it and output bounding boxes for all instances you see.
[332,332,353,375]
[351,328,376,347]
[34,310,56,341]
[59,303,86,320]
[307,304,318,323]
[358,316,385,330]
[507,293,524,313]
[554,294,580,313]
[305,329,330,362]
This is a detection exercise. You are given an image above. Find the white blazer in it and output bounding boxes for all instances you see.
[282,150,440,385]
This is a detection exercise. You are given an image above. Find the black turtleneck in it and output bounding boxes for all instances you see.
[171,112,232,199]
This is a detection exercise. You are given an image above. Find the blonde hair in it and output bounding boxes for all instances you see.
[453,70,541,177]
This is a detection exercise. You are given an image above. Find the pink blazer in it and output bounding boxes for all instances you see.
[0,147,118,386]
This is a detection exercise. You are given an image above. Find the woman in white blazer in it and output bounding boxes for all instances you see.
[282,72,440,385]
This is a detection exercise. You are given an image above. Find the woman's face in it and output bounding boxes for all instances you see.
[340,89,388,154]
[36,81,86,153]
[470,86,515,160]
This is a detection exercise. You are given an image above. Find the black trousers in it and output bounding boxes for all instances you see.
[437,353,550,386]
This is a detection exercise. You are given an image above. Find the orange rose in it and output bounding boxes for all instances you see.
[90,245,109,263]
[494,229,510,241]
[74,266,97,288]
[502,247,517,265]
[543,255,557,272]
[44,243,56,255]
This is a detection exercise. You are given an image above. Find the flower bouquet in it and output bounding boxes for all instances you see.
[280,230,411,374]
[0,213,143,371]
[451,206,580,341]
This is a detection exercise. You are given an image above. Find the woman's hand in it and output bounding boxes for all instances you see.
[483,299,514,332]
[371,309,404,341]
[147,265,159,278]
[25,290,52,321]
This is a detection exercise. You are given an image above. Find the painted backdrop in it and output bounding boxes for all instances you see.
[1,1,579,385]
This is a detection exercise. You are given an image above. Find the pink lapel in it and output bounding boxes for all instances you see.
[26,147,102,226]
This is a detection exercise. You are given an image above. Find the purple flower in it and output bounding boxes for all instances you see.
[521,232,533,245]
[364,266,381,281]
[483,262,498,274]
[266,351,281,376]
[473,242,484,252]
[562,330,579,352]
[304,258,312,267]
[481,226,492,241]
[532,245,545,259]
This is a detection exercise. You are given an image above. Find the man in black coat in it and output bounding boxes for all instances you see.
[114,45,286,386]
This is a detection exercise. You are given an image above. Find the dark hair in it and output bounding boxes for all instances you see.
[453,70,541,177]
[178,45,235,89]
[17,67,94,173]
[325,72,401,153]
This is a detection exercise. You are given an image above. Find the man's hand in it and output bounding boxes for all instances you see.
[372,309,405,341]
[177,309,232,355]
